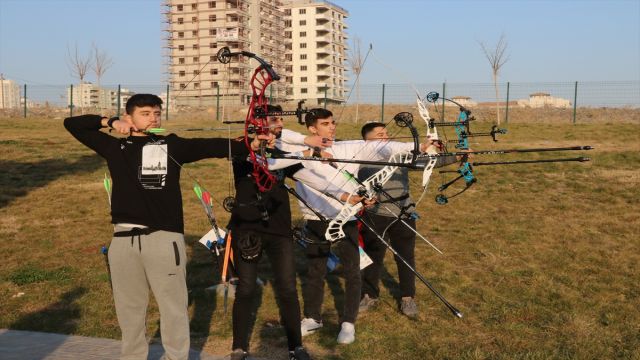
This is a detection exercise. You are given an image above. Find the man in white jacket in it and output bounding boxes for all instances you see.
[277,109,433,344]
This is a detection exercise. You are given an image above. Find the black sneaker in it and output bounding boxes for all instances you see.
[289,346,311,360]
[230,348,249,360]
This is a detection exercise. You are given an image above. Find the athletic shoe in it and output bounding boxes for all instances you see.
[300,317,323,336]
[358,294,378,312]
[401,297,419,318]
[289,346,312,360]
[336,321,355,344]
[230,348,249,360]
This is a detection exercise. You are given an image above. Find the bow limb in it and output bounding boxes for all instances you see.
[217,46,277,192]
[324,150,415,242]
[414,95,440,206]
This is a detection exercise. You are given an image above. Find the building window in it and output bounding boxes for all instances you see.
[208,1,216,8]
[192,30,198,36]
[209,14,216,22]
[177,17,183,24]
[300,31,306,37]
[210,43,217,48]
[300,54,307,60]
[193,57,199,62]
[192,16,198,23]
[177,4,183,11]
[211,81,218,88]
[301,77,307,82]
[210,68,218,75]
[178,45,185,51]
[285,54,292,61]
[300,43,307,49]
[301,88,307,94]
[179,71,185,77]
[191,3,197,10]
[285,31,292,39]
[301,65,307,71]
[285,9,291,15]
[179,58,185,64]
[194,82,200,88]
[299,9,306,14]
[209,56,216,61]
[178,32,184,38]
[209,29,216,35]
[192,44,198,50]
[284,20,291,27]
[193,70,199,75]
[299,20,306,26]
[180,83,186,89]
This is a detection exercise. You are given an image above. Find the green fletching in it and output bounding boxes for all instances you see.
[341,170,355,182]
[147,128,165,134]
[103,173,111,193]
[193,183,203,199]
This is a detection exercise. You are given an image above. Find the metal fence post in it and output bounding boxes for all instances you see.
[324,86,328,109]
[573,81,578,125]
[441,82,446,120]
[23,84,27,118]
[216,84,220,121]
[117,85,121,117]
[381,83,385,122]
[70,84,73,117]
[505,82,510,125]
[166,84,170,122]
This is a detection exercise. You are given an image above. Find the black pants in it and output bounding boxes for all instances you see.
[360,212,416,299]
[302,220,361,324]
[231,231,301,351]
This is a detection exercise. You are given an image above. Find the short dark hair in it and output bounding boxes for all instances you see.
[125,94,163,114]
[304,108,333,128]
[361,122,386,139]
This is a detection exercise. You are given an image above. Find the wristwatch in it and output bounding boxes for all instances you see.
[107,116,119,129]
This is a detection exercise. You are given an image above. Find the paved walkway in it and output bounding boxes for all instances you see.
[0,329,225,360]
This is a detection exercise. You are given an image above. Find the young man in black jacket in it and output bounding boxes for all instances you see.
[64,94,262,360]
[228,105,357,360]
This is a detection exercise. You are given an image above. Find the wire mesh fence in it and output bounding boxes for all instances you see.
[1,80,638,123]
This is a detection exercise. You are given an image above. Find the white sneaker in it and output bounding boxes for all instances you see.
[300,317,323,336]
[336,322,355,344]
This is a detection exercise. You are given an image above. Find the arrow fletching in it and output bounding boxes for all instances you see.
[146,128,165,134]
[193,183,203,199]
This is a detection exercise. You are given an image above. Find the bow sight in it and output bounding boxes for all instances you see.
[253,100,311,125]
[421,90,592,205]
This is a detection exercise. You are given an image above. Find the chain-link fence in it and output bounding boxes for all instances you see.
[1,81,638,123]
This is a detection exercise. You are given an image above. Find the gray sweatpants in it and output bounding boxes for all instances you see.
[108,226,189,360]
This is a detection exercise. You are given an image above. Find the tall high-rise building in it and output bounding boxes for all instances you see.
[282,0,348,105]
[163,0,348,106]
[163,0,287,106]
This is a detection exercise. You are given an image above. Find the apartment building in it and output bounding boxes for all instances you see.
[163,0,287,106]
[282,0,348,105]
[66,83,133,109]
[0,77,21,109]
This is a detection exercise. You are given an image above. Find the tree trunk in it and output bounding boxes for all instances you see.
[493,73,500,125]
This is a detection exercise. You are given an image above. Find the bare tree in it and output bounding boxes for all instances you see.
[347,36,364,123]
[66,43,92,84]
[480,33,509,125]
[66,44,93,114]
[90,42,114,88]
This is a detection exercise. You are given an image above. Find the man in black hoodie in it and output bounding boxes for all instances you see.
[64,94,263,360]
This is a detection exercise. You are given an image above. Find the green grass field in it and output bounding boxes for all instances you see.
[1,106,639,359]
